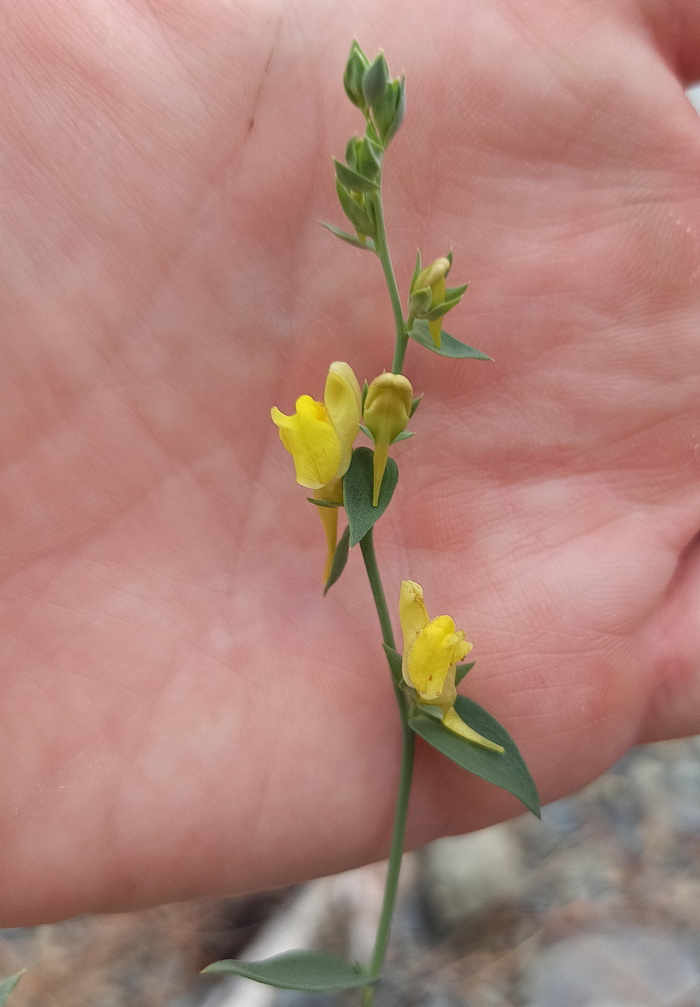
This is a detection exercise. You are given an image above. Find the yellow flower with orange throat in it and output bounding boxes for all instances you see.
[399,580,504,751]
[271,362,361,580]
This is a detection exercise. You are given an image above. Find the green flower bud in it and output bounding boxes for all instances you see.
[373,77,406,146]
[343,41,370,113]
[363,372,414,506]
[362,53,390,109]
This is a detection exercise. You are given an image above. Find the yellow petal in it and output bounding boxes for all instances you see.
[399,580,430,645]
[324,362,362,478]
[271,396,342,489]
[406,615,467,700]
[428,316,442,348]
[441,707,504,753]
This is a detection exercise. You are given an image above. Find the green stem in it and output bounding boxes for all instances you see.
[359,529,415,1007]
[369,191,408,375]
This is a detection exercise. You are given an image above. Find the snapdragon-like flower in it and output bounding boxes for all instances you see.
[363,372,413,506]
[399,580,504,751]
[409,256,451,348]
[271,362,361,579]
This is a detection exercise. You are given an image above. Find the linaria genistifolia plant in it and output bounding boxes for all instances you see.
[203,41,540,1007]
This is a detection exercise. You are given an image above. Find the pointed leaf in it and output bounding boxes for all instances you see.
[343,446,398,547]
[410,393,423,417]
[409,320,492,360]
[203,951,378,992]
[445,283,469,300]
[324,524,350,595]
[454,661,475,686]
[409,695,540,816]
[319,222,375,252]
[0,972,24,1006]
[382,643,403,687]
[333,159,380,194]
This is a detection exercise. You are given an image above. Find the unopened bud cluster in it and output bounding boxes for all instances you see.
[334,42,406,247]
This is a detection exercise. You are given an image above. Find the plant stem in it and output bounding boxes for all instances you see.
[359,529,415,1007]
[369,191,408,375]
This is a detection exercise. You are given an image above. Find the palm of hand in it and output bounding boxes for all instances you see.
[1,0,699,924]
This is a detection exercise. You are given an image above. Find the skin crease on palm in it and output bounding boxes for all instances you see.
[0,0,699,926]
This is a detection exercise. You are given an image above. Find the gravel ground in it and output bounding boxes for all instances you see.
[5,735,700,1007]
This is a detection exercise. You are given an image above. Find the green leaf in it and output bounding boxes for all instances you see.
[381,643,403,687]
[416,701,442,720]
[203,951,378,992]
[319,222,375,252]
[409,319,492,360]
[0,972,24,1006]
[343,446,398,547]
[324,524,350,595]
[454,661,475,686]
[409,695,540,816]
[333,159,380,194]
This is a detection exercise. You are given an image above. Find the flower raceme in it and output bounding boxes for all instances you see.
[271,362,362,580]
[399,580,504,752]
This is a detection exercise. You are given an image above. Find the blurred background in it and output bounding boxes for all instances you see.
[1,84,699,1007]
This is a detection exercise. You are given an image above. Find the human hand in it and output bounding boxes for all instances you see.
[1,0,699,924]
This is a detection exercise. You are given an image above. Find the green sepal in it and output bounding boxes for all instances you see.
[203,951,379,992]
[335,181,374,236]
[410,249,423,289]
[381,643,404,688]
[424,295,464,322]
[415,700,442,720]
[445,283,469,300]
[334,159,380,194]
[0,972,24,1006]
[455,661,475,686]
[343,41,370,113]
[361,380,369,410]
[355,136,383,181]
[359,423,375,443]
[391,429,414,444]
[446,248,453,268]
[408,286,433,316]
[306,497,342,508]
[319,221,376,252]
[410,394,423,417]
[324,524,350,595]
[409,695,540,816]
[374,77,406,146]
[409,320,492,360]
[343,446,398,547]
[362,52,389,109]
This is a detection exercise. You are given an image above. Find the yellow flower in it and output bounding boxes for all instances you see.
[399,580,504,752]
[271,362,361,580]
[410,256,450,348]
[363,372,413,507]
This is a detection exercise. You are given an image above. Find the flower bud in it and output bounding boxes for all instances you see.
[363,372,413,506]
[409,256,452,347]
[343,41,370,113]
